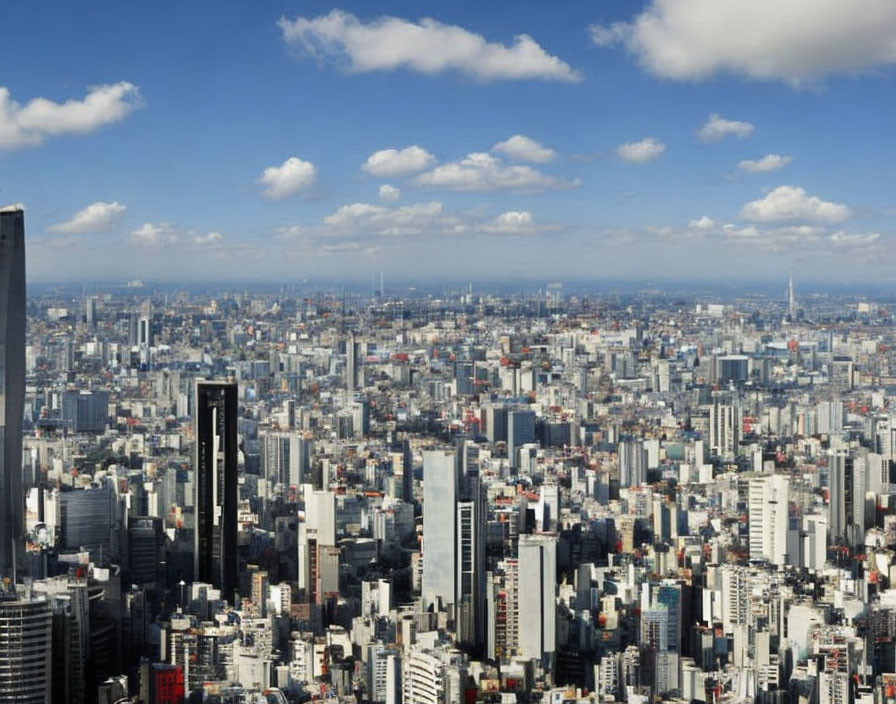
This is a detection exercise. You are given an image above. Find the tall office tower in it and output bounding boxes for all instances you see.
[193,380,238,600]
[129,516,162,585]
[719,566,748,635]
[655,581,682,653]
[298,485,336,603]
[0,587,53,704]
[484,404,508,444]
[828,452,864,547]
[389,438,413,503]
[709,402,741,458]
[0,205,25,579]
[816,400,844,436]
[62,390,110,433]
[748,474,791,565]
[138,303,153,347]
[345,331,361,391]
[422,450,459,609]
[456,484,486,650]
[84,295,97,328]
[788,272,796,319]
[518,533,557,663]
[507,409,536,470]
[619,439,648,487]
[260,430,310,487]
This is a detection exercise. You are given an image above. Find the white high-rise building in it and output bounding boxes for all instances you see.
[298,486,336,601]
[619,439,647,488]
[422,451,458,609]
[748,474,790,565]
[709,402,741,458]
[518,534,557,661]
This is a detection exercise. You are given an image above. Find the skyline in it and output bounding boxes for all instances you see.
[3,1,896,282]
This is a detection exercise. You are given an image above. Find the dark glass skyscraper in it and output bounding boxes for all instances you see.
[193,380,238,600]
[0,205,25,579]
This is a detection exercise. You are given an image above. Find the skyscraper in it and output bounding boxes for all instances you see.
[518,533,557,662]
[0,587,53,704]
[507,409,536,470]
[345,331,361,391]
[193,380,238,599]
[422,450,458,609]
[0,205,25,579]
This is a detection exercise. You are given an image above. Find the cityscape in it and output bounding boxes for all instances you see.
[4,2,896,704]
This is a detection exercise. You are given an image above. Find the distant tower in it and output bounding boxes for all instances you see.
[193,380,238,599]
[788,272,796,319]
[0,205,25,579]
[345,331,360,391]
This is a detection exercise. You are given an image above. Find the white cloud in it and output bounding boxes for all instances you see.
[129,223,178,247]
[278,10,581,82]
[414,152,578,191]
[589,23,630,48]
[616,137,665,163]
[741,185,851,223]
[0,82,141,150]
[589,0,896,83]
[688,215,716,230]
[49,201,126,234]
[696,113,754,142]
[491,134,556,163]
[363,146,435,177]
[282,201,558,247]
[193,231,224,246]
[323,201,451,237]
[482,211,536,234]
[738,154,794,172]
[829,231,881,247]
[379,184,401,202]
[722,224,762,239]
[258,157,317,200]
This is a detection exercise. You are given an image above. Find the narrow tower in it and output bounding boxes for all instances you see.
[0,205,25,579]
[788,272,796,319]
[194,379,239,600]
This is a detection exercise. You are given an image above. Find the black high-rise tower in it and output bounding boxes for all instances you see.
[193,380,238,599]
[0,205,25,579]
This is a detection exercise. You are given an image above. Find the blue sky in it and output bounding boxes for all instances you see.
[3,0,896,284]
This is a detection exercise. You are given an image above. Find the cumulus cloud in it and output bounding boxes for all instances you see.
[616,137,665,163]
[491,134,556,163]
[129,223,178,247]
[0,82,141,150]
[740,186,851,223]
[278,9,581,82]
[363,146,435,177]
[281,201,558,248]
[414,152,578,191]
[258,157,317,200]
[688,215,716,230]
[49,201,126,234]
[322,201,452,237]
[378,184,401,202]
[696,113,754,142]
[829,231,881,247]
[193,231,224,247]
[588,0,896,83]
[738,154,793,173]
